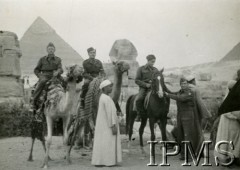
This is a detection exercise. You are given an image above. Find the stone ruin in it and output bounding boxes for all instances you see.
[197,72,212,81]
[0,31,24,104]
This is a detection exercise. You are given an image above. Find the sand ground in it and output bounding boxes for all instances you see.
[0,123,238,170]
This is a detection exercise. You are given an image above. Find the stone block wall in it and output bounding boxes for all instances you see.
[0,31,23,103]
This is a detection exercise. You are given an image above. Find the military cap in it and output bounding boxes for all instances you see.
[146,54,156,61]
[185,74,195,82]
[47,42,55,49]
[180,77,188,84]
[87,47,96,53]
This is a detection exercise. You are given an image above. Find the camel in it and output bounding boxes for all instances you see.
[110,61,130,103]
[67,60,130,154]
[41,65,84,168]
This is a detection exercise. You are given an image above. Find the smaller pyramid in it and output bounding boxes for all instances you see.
[20,17,83,75]
[220,42,240,62]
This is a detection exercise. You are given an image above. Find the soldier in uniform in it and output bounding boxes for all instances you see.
[165,78,204,160]
[31,42,63,108]
[135,54,159,121]
[80,47,104,108]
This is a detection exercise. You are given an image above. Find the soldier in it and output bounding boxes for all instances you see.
[165,78,204,160]
[135,54,159,121]
[31,42,63,108]
[80,47,104,108]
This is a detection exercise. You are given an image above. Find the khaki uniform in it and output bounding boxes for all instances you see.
[33,55,63,102]
[135,64,159,113]
[168,89,204,158]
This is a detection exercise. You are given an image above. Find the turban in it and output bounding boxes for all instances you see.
[146,54,156,61]
[227,80,237,90]
[99,79,112,90]
[47,42,55,49]
[87,47,96,53]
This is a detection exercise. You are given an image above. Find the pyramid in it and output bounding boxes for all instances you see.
[220,42,240,62]
[20,17,83,75]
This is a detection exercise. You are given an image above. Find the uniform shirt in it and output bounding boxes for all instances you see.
[83,58,103,80]
[168,89,195,112]
[135,64,159,89]
[34,55,63,77]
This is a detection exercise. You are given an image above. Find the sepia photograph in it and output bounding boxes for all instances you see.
[0,0,240,169]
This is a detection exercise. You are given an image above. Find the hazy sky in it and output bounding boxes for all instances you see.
[1,0,240,68]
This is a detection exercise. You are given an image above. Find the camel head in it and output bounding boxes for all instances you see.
[112,60,130,75]
[66,64,84,83]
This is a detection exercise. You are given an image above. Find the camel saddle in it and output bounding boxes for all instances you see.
[31,77,66,116]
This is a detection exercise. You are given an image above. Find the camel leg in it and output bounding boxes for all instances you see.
[73,123,85,150]
[73,130,81,150]
[28,137,35,161]
[139,117,148,155]
[41,139,52,161]
[63,116,71,164]
[82,125,90,149]
[85,122,92,149]
[88,118,95,149]
[128,113,136,149]
[41,116,53,168]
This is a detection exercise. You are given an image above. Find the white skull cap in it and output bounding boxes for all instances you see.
[99,79,112,89]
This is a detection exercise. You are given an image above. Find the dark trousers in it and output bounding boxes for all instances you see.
[136,88,149,113]
[32,75,52,102]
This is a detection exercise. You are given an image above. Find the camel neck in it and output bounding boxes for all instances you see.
[64,81,77,111]
[111,70,123,103]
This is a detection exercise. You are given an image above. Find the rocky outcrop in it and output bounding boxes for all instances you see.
[197,73,212,81]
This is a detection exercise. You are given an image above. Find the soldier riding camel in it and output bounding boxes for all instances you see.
[31,42,64,110]
[80,47,104,108]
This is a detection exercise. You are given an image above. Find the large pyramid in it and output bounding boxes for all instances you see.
[220,42,240,62]
[20,17,83,75]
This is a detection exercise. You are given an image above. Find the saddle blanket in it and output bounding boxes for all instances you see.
[133,91,152,112]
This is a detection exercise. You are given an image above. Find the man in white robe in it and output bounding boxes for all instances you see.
[91,79,122,167]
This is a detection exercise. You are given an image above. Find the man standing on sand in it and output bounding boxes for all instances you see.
[91,79,122,167]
